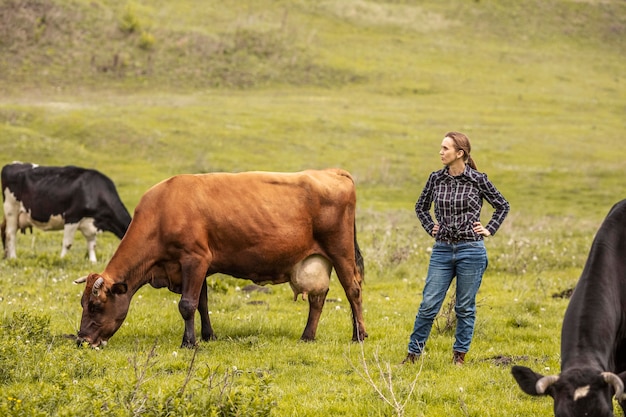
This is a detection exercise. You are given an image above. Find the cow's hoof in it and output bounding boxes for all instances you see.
[352,331,368,342]
[202,334,217,342]
[180,340,197,349]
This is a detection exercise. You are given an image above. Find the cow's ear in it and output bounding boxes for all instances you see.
[110,283,128,295]
[512,365,553,396]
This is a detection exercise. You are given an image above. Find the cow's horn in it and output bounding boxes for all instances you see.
[93,277,104,289]
[73,276,88,284]
[92,277,104,296]
[535,375,559,394]
[602,372,625,400]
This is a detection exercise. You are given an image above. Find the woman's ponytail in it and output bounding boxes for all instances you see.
[467,155,477,170]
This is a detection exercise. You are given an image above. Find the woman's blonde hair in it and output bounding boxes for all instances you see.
[445,131,477,170]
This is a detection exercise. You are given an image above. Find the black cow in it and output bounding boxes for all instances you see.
[1,162,131,262]
[512,199,626,417]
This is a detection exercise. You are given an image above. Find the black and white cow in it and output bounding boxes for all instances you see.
[1,162,131,262]
[512,199,626,417]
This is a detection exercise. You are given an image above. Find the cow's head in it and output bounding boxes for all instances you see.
[512,365,626,416]
[75,273,129,348]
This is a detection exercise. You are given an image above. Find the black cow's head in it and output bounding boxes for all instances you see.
[75,273,130,348]
[512,365,626,417]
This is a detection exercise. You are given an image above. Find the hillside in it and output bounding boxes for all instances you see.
[1,1,624,91]
[0,0,625,217]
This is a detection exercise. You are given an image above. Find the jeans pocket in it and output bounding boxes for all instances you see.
[466,240,485,249]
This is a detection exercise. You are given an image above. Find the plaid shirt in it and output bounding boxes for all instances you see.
[415,165,510,242]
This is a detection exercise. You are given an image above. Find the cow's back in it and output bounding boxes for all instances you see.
[137,169,355,229]
[3,163,93,220]
[2,162,131,259]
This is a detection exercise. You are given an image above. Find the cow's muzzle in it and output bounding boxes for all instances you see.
[76,334,107,349]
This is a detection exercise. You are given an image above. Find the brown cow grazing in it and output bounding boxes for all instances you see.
[75,169,367,348]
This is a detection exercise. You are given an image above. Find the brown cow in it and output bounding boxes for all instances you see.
[75,169,367,348]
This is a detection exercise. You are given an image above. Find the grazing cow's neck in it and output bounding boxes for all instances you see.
[102,232,158,294]
[561,206,626,372]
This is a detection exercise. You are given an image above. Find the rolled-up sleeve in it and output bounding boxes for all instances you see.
[479,174,510,236]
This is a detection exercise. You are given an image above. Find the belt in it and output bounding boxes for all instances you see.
[437,237,479,244]
[438,237,462,244]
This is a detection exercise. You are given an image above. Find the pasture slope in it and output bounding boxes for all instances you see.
[0,0,625,416]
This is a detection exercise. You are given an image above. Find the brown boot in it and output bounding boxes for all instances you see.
[453,351,466,366]
[401,352,420,365]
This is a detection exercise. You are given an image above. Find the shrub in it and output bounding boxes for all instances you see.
[138,31,155,51]
[0,311,52,384]
[119,5,141,34]
[2,310,51,343]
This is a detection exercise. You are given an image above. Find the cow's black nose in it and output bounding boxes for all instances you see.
[76,333,89,348]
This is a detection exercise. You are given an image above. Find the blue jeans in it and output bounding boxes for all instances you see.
[407,240,488,355]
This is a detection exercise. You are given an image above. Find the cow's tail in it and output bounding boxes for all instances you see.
[1,217,5,254]
[354,222,364,283]
[338,168,364,282]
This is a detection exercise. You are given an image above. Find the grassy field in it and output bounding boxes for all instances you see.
[1,0,625,415]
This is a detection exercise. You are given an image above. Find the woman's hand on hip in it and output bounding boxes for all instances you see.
[473,222,491,237]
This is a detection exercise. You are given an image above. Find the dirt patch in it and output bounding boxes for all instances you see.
[483,355,530,367]
[319,0,459,32]
[552,287,574,299]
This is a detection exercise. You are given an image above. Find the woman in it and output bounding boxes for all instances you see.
[403,131,510,366]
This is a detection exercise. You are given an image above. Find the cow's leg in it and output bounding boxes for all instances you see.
[61,223,79,259]
[3,199,19,259]
[301,288,329,341]
[330,257,367,342]
[318,217,367,341]
[178,256,210,348]
[198,279,216,341]
[290,255,332,340]
[78,218,98,263]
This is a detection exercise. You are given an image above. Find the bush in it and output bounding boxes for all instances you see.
[119,5,141,34]
[2,310,51,343]
[138,31,155,50]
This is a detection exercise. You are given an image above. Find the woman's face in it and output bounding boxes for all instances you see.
[440,137,463,166]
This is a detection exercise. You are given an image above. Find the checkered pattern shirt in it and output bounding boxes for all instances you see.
[415,165,510,242]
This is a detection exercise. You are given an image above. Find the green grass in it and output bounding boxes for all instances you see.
[0,222,590,416]
[1,0,625,415]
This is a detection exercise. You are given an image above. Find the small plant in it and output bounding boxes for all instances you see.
[138,31,155,51]
[2,310,51,343]
[119,5,141,34]
[434,294,457,334]
[347,344,420,417]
